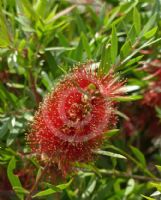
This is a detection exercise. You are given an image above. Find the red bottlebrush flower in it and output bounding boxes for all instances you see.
[122,59,161,141]
[122,119,136,137]
[122,103,161,139]
[142,59,161,107]
[143,82,161,107]
[27,63,124,174]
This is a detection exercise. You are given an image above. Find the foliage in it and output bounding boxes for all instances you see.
[0,0,161,199]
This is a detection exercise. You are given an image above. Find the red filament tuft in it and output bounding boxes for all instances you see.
[27,63,124,174]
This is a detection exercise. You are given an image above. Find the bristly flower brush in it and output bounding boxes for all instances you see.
[27,62,125,175]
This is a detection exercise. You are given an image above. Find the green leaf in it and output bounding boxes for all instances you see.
[74,162,102,177]
[81,33,91,58]
[105,129,120,138]
[112,95,143,102]
[82,177,96,199]
[16,0,38,21]
[99,43,111,73]
[116,110,129,120]
[45,47,75,51]
[0,119,10,138]
[149,182,161,192]
[155,106,161,120]
[133,7,141,34]
[94,150,127,159]
[46,5,76,24]
[141,195,155,200]
[140,13,157,37]
[6,83,24,89]
[124,178,135,196]
[111,25,118,64]
[150,191,161,198]
[155,165,161,172]
[0,11,11,47]
[144,37,161,46]
[45,52,58,78]
[34,0,47,18]
[13,186,29,195]
[122,85,140,93]
[33,179,72,198]
[120,40,132,58]
[45,179,73,190]
[45,5,58,23]
[7,157,22,187]
[72,37,83,61]
[7,157,24,200]
[125,55,144,67]
[36,167,42,182]
[33,188,57,198]
[7,128,20,146]
[127,25,136,43]
[74,12,87,33]
[41,71,53,91]
[130,146,146,167]
[144,26,158,39]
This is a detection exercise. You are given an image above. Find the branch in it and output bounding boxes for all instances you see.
[99,169,161,182]
[28,70,42,105]
[25,162,50,200]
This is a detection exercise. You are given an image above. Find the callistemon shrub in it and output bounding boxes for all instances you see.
[27,63,125,174]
